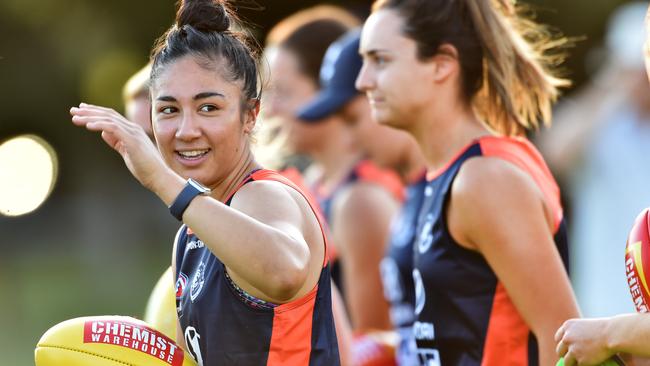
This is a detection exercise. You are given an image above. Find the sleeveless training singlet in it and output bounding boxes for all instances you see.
[412,136,569,366]
[314,159,404,295]
[174,169,340,366]
[380,173,427,366]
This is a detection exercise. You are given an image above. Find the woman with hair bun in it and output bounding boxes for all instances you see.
[356,0,580,365]
[70,0,340,365]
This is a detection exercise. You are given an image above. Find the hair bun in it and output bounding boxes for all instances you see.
[176,0,230,33]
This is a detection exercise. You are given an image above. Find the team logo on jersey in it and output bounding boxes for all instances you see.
[413,269,425,316]
[418,214,435,254]
[175,272,189,299]
[190,262,206,302]
[184,326,204,366]
[175,272,189,316]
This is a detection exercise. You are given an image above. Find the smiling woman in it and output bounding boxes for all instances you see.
[68,0,340,365]
[0,134,58,217]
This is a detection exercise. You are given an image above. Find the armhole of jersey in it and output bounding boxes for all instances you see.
[478,137,563,232]
[173,225,187,280]
[249,169,331,269]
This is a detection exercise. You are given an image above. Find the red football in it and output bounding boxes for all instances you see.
[625,208,650,313]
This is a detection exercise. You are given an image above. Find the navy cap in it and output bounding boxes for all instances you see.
[297,29,362,122]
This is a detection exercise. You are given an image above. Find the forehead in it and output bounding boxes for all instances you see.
[360,9,408,53]
[153,56,241,97]
[267,47,302,80]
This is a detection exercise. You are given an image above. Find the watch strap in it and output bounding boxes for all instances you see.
[169,179,208,221]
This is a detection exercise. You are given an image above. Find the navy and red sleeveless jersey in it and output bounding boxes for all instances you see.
[412,136,569,366]
[314,159,404,294]
[174,169,340,366]
[315,159,404,223]
[380,173,427,366]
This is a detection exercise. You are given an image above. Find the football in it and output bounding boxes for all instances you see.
[144,266,177,340]
[35,315,196,366]
[625,207,650,313]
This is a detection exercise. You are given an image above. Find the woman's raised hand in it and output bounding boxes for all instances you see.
[70,103,169,191]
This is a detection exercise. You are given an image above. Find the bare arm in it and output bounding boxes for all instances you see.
[448,157,580,366]
[332,281,353,366]
[71,104,321,304]
[556,314,650,366]
[177,179,323,304]
[331,182,399,332]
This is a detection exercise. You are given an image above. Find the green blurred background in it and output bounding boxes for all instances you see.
[0,0,635,364]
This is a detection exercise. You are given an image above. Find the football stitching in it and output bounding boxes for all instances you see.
[37,344,135,365]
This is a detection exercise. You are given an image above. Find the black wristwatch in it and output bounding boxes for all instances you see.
[169,178,210,221]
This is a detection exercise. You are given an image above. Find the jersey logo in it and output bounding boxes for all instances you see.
[175,273,189,299]
[418,214,435,254]
[413,269,425,316]
[184,326,204,366]
[175,272,189,317]
[190,262,206,302]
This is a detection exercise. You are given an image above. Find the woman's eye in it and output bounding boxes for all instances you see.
[160,106,177,114]
[200,104,218,113]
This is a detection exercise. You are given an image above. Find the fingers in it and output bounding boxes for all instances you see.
[555,321,567,342]
[556,339,568,358]
[70,103,130,125]
[563,352,576,366]
[70,104,142,135]
[100,130,120,151]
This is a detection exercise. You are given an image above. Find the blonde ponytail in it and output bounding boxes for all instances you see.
[466,0,569,135]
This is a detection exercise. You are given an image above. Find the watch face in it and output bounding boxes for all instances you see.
[187,178,210,194]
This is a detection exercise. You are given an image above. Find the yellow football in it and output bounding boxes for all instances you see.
[144,266,177,340]
[35,315,196,366]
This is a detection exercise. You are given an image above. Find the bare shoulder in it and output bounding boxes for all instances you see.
[448,156,547,249]
[332,181,399,219]
[452,156,540,201]
[230,179,310,218]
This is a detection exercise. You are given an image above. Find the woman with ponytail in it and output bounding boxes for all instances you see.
[70,1,340,365]
[356,0,579,365]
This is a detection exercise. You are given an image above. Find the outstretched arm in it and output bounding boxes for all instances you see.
[556,314,650,366]
[71,104,322,304]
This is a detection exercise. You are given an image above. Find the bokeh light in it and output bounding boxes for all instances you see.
[0,135,58,217]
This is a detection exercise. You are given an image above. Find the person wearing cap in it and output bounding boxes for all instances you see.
[298,29,427,366]
[262,9,363,365]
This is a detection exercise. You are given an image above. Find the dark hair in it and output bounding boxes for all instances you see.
[150,0,261,109]
[267,5,359,86]
[373,0,569,136]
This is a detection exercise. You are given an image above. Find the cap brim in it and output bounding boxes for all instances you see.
[296,89,358,122]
